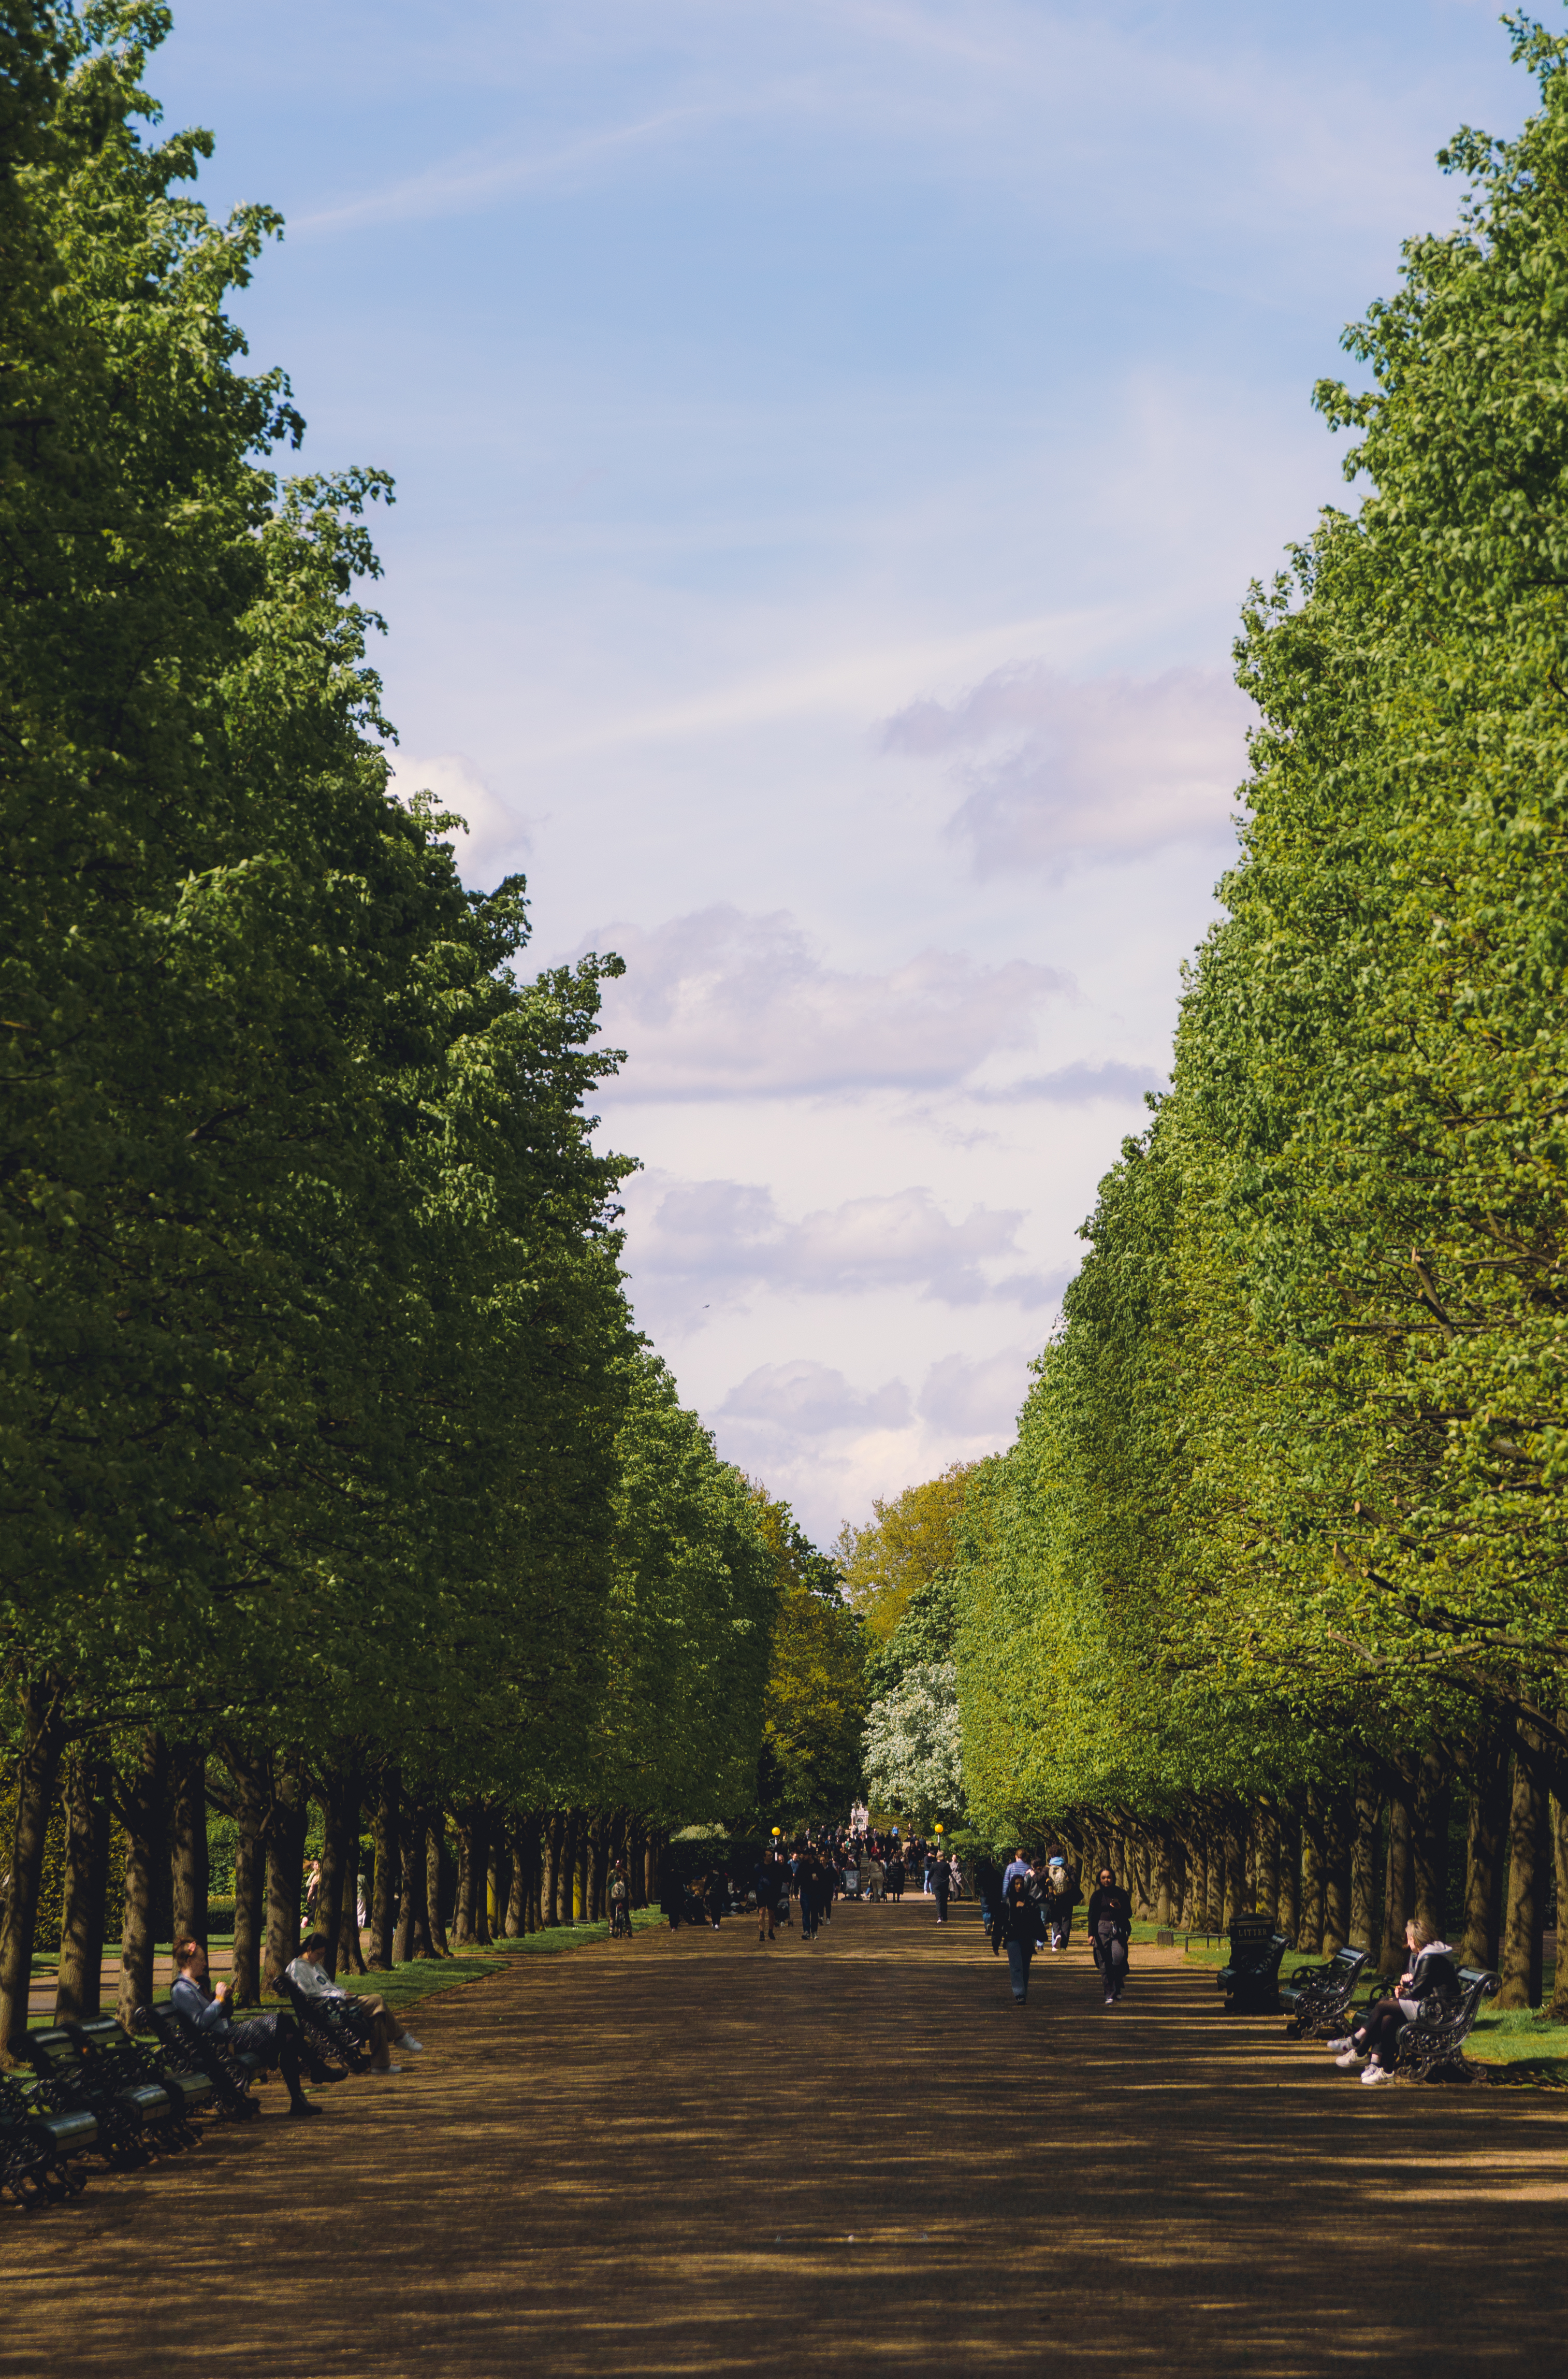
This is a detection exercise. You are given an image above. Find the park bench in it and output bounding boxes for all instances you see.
[143,1997,260,2121]
[1391,1966,1501,2083]
[1217,1914,1293,2014]
[282,1973,372,2075]
[24,2024,172,2167]
[0,2068,95,2207]
[1280,1945,1370,2039]
[69,2016,212,2145]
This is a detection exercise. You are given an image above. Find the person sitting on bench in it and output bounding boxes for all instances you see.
[1330,1922,1459,2085]
[170,1939,316,2116]
[286,1934,420,2072]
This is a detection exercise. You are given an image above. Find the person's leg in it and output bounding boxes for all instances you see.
[1006,1940,1028,2002]
[1108,1938,1126,1997]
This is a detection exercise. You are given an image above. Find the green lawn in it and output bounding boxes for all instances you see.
[22,1908,665,2031]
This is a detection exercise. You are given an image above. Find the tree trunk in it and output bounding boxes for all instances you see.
[505,1815,530,1936]
[1412,1750,1450,1942]
[589,1812,609,1922]
[544,1809,565,1925]
[369,1762,400,1970]
[115,1728,168,2032]
[55,1748,113,2025]
[1297,1799,1325,1956]
[337,1766,367,1976]
[1379,1768,1414,1978]
[167,1741,209,1955]
[394,1805,437,1962]
[1154,1826,1176,1928]
[1350,1776,1382,1960]
[1498,1732,1549,2009]
[453,1803,480,1947]
[1549,1737,1568,2021]
[1252,1807,1280,1930]
[264,1761,308,1992]
[1324,1792,1355,1955]
[475,1805,494,1947]
[0,1677,70,2056]
[486,1821,506,1947]
[225,1746,269,2007]
[1459,1733,1509,1971]
[1276,1806,1301,1946]
[316,1765,356,1980]
[426,1817,449,1955]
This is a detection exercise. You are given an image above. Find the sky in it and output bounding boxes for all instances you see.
[151,0,1535,1540]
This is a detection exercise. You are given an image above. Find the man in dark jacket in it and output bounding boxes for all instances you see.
[171,1940,315,2115]
[1085,1868,1132,2004]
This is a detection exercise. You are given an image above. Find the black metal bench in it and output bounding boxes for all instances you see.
[282,1974,373,2075]
[0,2068,96,2207]
[142,1998,261,2122]
[1391,1967,1501,2083]
[1281,1945,1370,2039]
[69,2016,211,2146]
[1217,1915,1293,2013]
[24,2024,172,2168]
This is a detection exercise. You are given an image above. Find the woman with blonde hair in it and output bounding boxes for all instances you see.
[1330,1920,1459,2084]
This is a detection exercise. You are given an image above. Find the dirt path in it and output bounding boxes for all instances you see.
[4,1900,1565,2377]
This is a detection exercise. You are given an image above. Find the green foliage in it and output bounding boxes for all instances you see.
[952,15,1568,1834]
[755,1495,867,1824]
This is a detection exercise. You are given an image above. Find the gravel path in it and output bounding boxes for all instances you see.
[4,1899,1564,2375]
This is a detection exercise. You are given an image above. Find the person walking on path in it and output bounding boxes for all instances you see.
[932,1848,951,1926]
[705,1869,728,1931]
[1044,1854,1078,1951]
[756,1853,783,1944]
[998,1876,1039,2005]
[976,1855,1003,1953]
[1085,1868,1131,2003]
[609,1860,631,1939]
[798,1853,822,1942]
[887,1852,906,1902]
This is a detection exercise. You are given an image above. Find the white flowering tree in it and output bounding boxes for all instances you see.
[863,1660,964,1826]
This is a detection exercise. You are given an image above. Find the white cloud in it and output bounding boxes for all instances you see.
[916,1346,1035,1438]
[622,1172,1058,1315]
[719,1360,911,1436]
[702,1342,1040,1543]
[882,664,1250,878]
[387,753,532,888]
[582,905,1071,1099]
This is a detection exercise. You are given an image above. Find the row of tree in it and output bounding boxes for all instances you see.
[950,19,1568,2008]
[0,3,836,2051]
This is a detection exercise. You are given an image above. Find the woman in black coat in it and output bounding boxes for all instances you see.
[998,1876,1039,2004]
[1085,1869,1131,2005]
[1332,1923,1459,2084]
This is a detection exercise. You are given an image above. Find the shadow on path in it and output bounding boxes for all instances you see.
[3,1902,1564,2376]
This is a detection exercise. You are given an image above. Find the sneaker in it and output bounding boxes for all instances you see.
[1335,2050,1367,2070]
[1360,2063,1391,2085]
[399,2035,423,2054]
[1105,1994,1115,2006]
[1325,2038,1353,2055]
[372,2060,402,2074]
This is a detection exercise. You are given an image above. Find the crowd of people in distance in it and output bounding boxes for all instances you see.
[656,1825,966,1943]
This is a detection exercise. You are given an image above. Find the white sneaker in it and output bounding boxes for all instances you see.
[373,2061,403,2074]
[1335,2050,1367,2070]
[1325,2037,1353,2054]
[1360,2063,1392,2085]
[399,2036,423,2053]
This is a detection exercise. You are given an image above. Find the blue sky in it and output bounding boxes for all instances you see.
[155,1,1534,1538]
